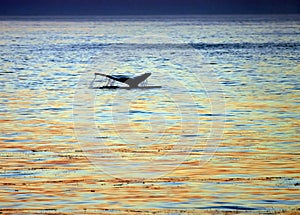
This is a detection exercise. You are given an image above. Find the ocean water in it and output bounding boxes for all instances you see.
[0,15,299,213]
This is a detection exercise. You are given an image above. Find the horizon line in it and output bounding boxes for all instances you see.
[0,13,299,16]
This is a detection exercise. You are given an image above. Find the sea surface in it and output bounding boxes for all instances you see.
[0,15,299,214]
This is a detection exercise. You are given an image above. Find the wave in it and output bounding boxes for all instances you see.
[189,42,300,50]
[67,42,300,51]
[5,42,300,52]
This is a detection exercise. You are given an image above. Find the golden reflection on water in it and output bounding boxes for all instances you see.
[1,84,299,212]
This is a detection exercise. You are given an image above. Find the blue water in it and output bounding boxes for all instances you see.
[0,15,299,213]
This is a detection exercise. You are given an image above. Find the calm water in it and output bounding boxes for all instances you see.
[0,15,299,213]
